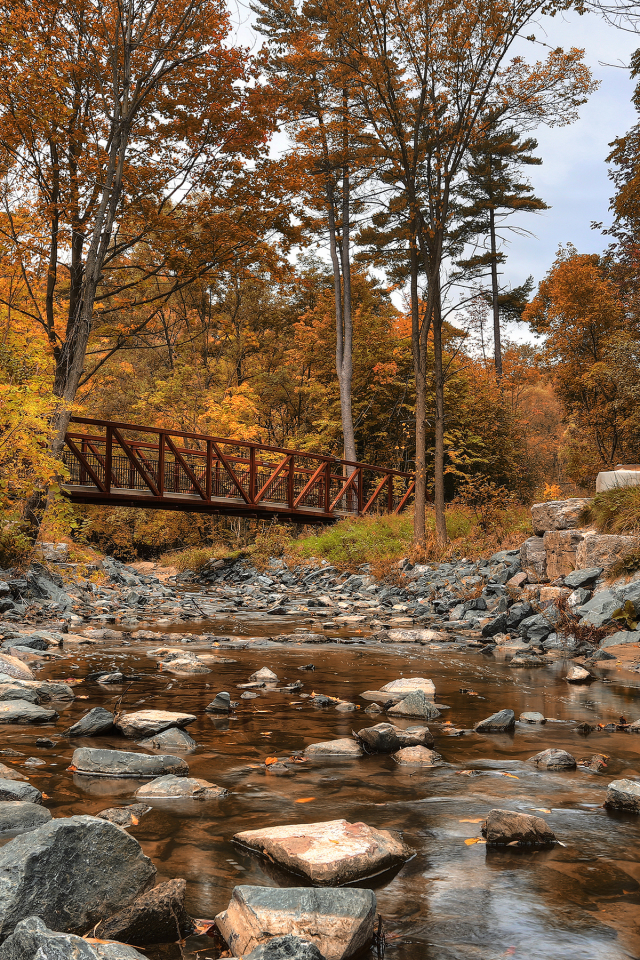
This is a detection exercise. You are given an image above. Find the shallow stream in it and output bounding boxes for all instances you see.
[3,610,640,960]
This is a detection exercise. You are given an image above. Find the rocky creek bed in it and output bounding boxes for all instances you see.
[0,505,640,959]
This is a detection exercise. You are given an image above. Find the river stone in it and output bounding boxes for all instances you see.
[520,712,546,724]
[474,709,515,733]
[0,678,76,702]
[566,665,592,683]
[304,739,363,759]
[233,819,412,886]
[115,710,196,739]
[65,708,114,738]
[393,746,441,766]
[70,748,189,779]
[205,692,231,713]
[0,917,150,960]
[159,658,209,674]
[134,775,227,801]
[0,780,42,804]
[380,677,435,697]
[1,636,47,653]
[604,778,640,813]
[355,723,400,753]
[382,629,447,644]
[0,657,33,682]
[137,728,197,752]
[0,700,57,725]
[0,815,156,941]
[94,878,193,945]
[529,748,577,770]
[95,804,152,828]
[0,764,28,782]
[0,687,41,705]
[387,690,440,720]
[481,809,556,845]
[250,668,278,682]
[394,725,435,748]
[215,886,376,960]
[245,935,325,960]
[0,802,52,836]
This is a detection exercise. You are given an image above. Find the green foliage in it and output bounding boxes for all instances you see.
[580,485,640,534]
[159,545,234,573]
[611,599,639,630]
[293,513,415,568]
[0,516,33,569]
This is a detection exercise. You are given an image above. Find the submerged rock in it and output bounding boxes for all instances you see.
[137,728,197,752]
[233,819,412,886]
[0,917,149,960]
[95,878,193,945]
[529,748,576,771]
[70,748,189,779]
[393,745,441,766]
[134,775,227,801]
[0,816,156,941]
[604,778,640,813]
[474,709,515,733]
[215,886,376,960]
[481,809,556,845]
[304,739,363,759]
[95,804,152,828]
[244,935,325,960]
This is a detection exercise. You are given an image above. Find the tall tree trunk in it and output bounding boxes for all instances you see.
[432,281,447,545]
[410,239,427,545]
[489,204,502,380]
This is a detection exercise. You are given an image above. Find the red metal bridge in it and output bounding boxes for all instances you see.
[61,417,415,524]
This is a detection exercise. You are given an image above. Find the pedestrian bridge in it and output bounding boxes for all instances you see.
[61,417,415,524]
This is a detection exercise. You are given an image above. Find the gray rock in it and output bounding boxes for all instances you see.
[205,692,231,713]
[505,602,534,628]
[529,748,576,770]
[215,886,376,960]
[0,802,52,835]
[393,745,441,765]
[604,778,640,813]
[1,637,47,653]
[355,723,400,753]
[0,658,33,682]
[0,687,41,705]
[386,689,440,720]
[137,728,197,752]
[95,804,151,828]
[0,816,156,941]
[474,709,515,733]
[531,499,591,535]
[134,775,227,801]
[601,630,640,649]
[520,536,547,578]
[519,712,546,724]
[114,710,196,739]
[245,935,325,960]
[481,613,508,638]
[394,725,434,748]
[95,878,193,945]
[70,748,189,779]
[304,739,363,759]
[481,809,556,845]
[0,917,149,960]
[0,780,42,804]
[518,614,552,643]
[576,590,619,628]
[65,708,114,738]
[564,568,603,589]
[0,700,57,725]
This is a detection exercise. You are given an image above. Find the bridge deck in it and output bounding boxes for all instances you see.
[61,417,415,524]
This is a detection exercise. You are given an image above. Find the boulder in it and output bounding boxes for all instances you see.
[520,537,546,578]
[137,728,197,752]
[380,677,435,697]
[601,630,640,649]
[566,665,592,683]
[215,886,376,960]
[564,567,603,589]
[0,781,42,804]
[518,614,552,644]
[543,530,587,580]
[355,723,400,754]
[0,700,57,725]
[576,533,637,573]
[95,804,152,828]
[304,739,363,759]
[394,725,434,748]
[531,499,591,535]
[0,802,52,835]
[159,657,209,674]
[114,710,196,740]
[205,692,231,714]
[0,687,41,705]
[0,816,156,941]
[94,879,193,945]
[519,712,546,724]
[65,708,114,738]
[0,657,33,682]
[0,678,75,702]
[70,748,188,779]
[386,690,440,720]
[529,748,576,770]
[233,819,412,886]
[134,775,227,801]
[481,809,556,845]
[245,935,325,960]
[250,668,278,682]
[0,917,149,960]
[474,709,515,733]
[604,778,640,813]
[0,764,28,782]
[393,746,441,766]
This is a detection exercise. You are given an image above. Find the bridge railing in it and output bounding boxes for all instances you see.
[62,417,415,520]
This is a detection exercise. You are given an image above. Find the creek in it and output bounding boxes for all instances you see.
[2,608,640,960]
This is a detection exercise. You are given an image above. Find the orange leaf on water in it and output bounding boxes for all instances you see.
[464,838,486,845]
[264,757,279,765]
[295,797,316,803]
[459,818,484,823]
[501,773,519,779]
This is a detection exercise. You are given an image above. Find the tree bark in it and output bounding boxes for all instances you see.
[489,203,503,380]
[432,282,447,545]
[410,240,427,545]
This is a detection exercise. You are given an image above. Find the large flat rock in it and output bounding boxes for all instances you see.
[304,739,363,759]
[0,657,33,682]
[531,498,591,535]
[115,710,197,739]
[70,748,189,779]
[215,886,376,960]
[0,816,156,941]
[233,818,412,885]
[0,700,58,725]
[380,677,435,697]
[134,775,226,801]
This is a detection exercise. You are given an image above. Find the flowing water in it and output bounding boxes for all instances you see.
[3,610,640,960]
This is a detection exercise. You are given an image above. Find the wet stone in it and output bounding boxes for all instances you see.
[244,935,326,960]
[94,878,193,945]
[70,747,189,779]
[482,809,557,846]
[520,712,546,724]
[137,728,197,752]
[387,689,440,720]
[95,803,152,828]
[0,802,52,836]
[134,775,227,801]
[250,667,278,682]
[205,692,231,713]
[0,686,41,705]
[115,710,196,739]
[356,723,401,754]
[65,708,114,738]
[0,917,149,960]
[0,780,42,804]
[304,739,363,759]
[604,778,640,813]
[0,701,57,725]
[566,665,592,683]
[474,709,515,733]
[393,745,442,766]
[529,748,577,770]
[0,763,28,781]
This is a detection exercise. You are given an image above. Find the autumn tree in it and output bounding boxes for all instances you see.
[0,0,278,532]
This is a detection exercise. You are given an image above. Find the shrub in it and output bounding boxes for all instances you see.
[580,485,640,534]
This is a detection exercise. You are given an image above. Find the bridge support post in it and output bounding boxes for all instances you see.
[105,427,112,494]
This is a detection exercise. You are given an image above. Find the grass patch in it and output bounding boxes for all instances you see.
[580,485,640,534]
[158,544,239,573]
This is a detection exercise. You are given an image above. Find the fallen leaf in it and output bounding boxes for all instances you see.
[41,793,49,799]
[260,732,273,737]
[501,773,519,779]
[464,838,486,845]
[295,797,315,803]
[459,818,484,823]
[532,808,551,814]
[130,816,139,825]
[264,757,279,765]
